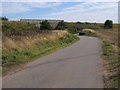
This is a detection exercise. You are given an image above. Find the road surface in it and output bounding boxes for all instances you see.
[3,36,103,88]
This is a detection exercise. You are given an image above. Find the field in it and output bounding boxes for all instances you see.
[2,21,39,31]
[2,30,79,74]
[65,22,102,33]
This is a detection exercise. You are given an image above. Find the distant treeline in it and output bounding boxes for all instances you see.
[1,17,113,34]
[1,20,102,32]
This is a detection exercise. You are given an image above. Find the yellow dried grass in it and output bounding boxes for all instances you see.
[82,29,95,33]
[3,30,69,53]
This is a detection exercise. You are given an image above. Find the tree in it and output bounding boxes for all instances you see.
[104,20,113,29]
[55,21,66,30]
[85,22,91,24]
[0,16,8,21]
[40,20,52,30]
[76,22,83,24]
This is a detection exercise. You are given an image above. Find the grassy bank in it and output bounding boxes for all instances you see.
[3,30,69,54]
[2,34,79,75]
[102,41,119,88]
[96,29,119,88]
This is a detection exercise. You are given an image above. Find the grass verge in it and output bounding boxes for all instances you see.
[80,33,97,37]
[79,32,97,37]
[2,35,80,75]
[102,40,119,88]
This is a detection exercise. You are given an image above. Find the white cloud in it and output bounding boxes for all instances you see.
[1,0,119,2]
[0,3,2,16]
[49,2,118,23]
[65,2,117,10]
[23,2,63,8]
[2,3,31,14]
[76,0,119,2]
[2,2,62,14]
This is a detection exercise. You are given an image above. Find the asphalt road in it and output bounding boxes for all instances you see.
[3,36,103,88]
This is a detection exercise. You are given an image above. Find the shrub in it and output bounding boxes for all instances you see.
[67,27,78,34]
[55,21,66,30]
[40,20,52,30]
[85,22,91,24]
[0,16,8,21]
[76,22,84,24]
[104,20,113,29]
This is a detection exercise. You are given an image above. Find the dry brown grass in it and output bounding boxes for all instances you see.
[82,29,95,33]
[95,28,119,88]
[96,29,118,47]
[3,30,70,54]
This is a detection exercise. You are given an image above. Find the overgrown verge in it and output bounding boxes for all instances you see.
[95,29,119,88]
[102,40,119,88]
[2,34,79,75]
[79,31,97,37]
[78,29,97,37]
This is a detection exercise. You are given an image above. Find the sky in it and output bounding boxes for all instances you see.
[1,1,119,23]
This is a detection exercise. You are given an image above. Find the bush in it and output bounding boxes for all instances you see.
[104,20,113,29]
[55,21,66,30]
[67,27,78,34]
[40,20,52,30]
[0,16,8,21]
[76,22,84,24]
[85,22,91,24]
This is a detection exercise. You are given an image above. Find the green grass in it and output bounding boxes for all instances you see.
[2,21,39,31]
[2,35,80,74]
[65,22,102,34]
[102,41,118,62]
[79,31,97,37]
[102,41,119,88]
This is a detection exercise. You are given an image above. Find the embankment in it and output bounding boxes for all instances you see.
[96,29,119,88]
[2,30,79,74]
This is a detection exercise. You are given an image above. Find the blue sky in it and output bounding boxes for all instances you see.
[1,2,118,23]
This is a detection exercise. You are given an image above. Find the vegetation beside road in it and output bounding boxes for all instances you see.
[102,41,119,88]
[78,29,97,37]
[95,27,119,88]
[2,30,79,75]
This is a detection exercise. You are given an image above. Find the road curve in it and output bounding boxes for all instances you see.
[3,36,103,88]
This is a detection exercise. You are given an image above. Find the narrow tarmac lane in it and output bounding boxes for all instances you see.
[3,36,103,88]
